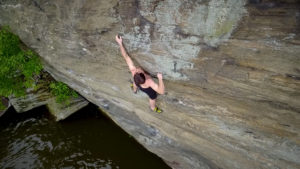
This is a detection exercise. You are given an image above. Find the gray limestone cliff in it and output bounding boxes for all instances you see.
[0,0,299,168]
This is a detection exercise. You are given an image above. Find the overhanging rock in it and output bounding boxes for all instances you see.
[1,0,299,168]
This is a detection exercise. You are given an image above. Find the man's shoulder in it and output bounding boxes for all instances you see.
[147,78,158,87]
[130,67,137,75]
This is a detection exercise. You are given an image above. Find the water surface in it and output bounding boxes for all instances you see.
[0,104,170,169]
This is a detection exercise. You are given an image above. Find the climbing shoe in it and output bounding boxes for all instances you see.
[153,107,163,113]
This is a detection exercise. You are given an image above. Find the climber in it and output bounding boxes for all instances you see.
[115,35,165,113]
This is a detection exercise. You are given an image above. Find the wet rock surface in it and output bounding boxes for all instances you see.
[0,0,299,169]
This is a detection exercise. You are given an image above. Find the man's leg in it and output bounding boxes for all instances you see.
[149,99,156,110]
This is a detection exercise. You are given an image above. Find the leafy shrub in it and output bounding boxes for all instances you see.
[0,101,5,111]
[0,26,42,98]
[49,82,78,105]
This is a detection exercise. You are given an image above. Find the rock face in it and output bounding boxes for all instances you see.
[0,0,299,169]
[0,97,10,117]
[8,73,89,121]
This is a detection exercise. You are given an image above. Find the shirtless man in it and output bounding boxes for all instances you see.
[115,35,165,113]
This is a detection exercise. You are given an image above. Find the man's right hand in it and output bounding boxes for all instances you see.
[115,35,122,45]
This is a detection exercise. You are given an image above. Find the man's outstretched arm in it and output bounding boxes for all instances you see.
[150,73,165,95]
[115,35,136,74]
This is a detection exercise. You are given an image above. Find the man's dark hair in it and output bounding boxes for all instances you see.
[134,73,145,85]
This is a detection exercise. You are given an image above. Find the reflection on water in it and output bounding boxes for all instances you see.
[0,104,170,169]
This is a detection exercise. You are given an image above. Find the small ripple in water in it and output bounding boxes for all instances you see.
[0,105,170,169]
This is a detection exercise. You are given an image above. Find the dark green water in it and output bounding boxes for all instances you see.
[0,104,170,169]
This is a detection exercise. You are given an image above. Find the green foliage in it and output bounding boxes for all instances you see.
[0,101,5,111]
[50,82,78,105]
[0,26,43,98]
